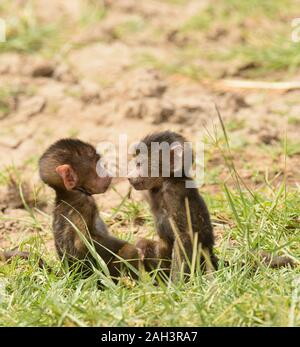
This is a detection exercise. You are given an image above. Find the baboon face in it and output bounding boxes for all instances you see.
[40,139,112,195]
[128,148,163,190]
[128,131,187,191]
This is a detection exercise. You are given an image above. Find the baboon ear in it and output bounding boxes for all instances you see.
[55,164,78,190]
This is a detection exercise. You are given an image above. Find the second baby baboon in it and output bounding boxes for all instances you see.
[128,131,218,278]
[128,131,295,279]
[39,138,141,279]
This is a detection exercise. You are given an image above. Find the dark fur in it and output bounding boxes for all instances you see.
[39,139,140,279]
[129,131,295,278]
[135,237,171,275]
[129,131,218,278]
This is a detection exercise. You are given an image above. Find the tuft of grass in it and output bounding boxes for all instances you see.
[182,0,297,32]
[284,140,300,157]
[0,86,20,119]
[0,83,37,119]
[136,52,207,80]
[112,18,146,40]
[0,3,60,54]
[0,89,13,118]
[178,0,300,79]
[0,0,107,56]
[288,116,300,126]
[215,37,300,77]
[79,0,107,26]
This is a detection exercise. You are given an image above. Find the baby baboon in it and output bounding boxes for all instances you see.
[128,131,295,278]
[128,131,218,278]
[39,138,140,279]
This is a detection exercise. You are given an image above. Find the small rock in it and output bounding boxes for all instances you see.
[104,0,136,12]
[150,99,175,124]
[166,29,190,47]
[168,95,215,125]
[129,69,167,98]
[54,63,77,83]
[207,27,228,41]
[0,175,35,211]
[220,94,248,112]
[258,129,279,145]
[232,62,261,76]
[0,96,17,120]
[18,96,46,118]
[0,219,20,233]
[80,80,102,103]
[122,99,146,119]
[228,94,248,111]
[3,208,28,218]
[175,96,207,112]
[31,62,55,78]
[6,177,34,209]
[121,97,175,123]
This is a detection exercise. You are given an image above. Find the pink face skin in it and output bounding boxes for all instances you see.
[89,172,112,194]
[91,160,112,193]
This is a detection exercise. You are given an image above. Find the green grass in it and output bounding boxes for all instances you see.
[0,84,36,119]
[0,126,299,326]
[288,116,300,125]
[0,86,19,119]
[182,0,296,32]
[0,89,12,118]
[136,52,208,80]
[176,0,300,79]
[0,2,59,54]
[0,0,299,327]
[112,18,146,40]
[79,0,107,26]
[1,0,299,79]
[212,37,300,78]
[0,0,106,56]
[0,183,299,326]
[285,140,300,157]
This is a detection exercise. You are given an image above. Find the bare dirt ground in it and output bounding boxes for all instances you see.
[0,0,299,254]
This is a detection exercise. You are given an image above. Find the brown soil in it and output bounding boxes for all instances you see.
[0,0,299,253]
